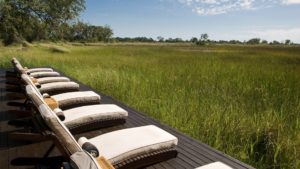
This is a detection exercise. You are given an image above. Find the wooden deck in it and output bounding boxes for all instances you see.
[0,68,255,169]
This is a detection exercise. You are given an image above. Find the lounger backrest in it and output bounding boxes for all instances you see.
[21,74,34,85]
[26,85,82,155]
[39,104,83,155]
[22,74,43,98]
[39,104,102,169]
[12,57,20,65]
[25,85,45,108]
[14,62,26,74]
[11,58,27,73]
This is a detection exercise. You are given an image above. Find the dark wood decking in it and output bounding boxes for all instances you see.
[0,68,255,169]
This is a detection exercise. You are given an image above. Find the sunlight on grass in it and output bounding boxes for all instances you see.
[0,44,299,169]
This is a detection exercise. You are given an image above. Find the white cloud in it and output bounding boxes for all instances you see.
[282,0,300,4]
[178,0,300,16]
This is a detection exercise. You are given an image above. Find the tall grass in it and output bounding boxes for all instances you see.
[0,44,299,168]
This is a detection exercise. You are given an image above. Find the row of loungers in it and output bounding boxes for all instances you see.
[9,58,233,169]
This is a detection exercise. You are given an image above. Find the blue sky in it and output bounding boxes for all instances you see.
[81,0,300,42]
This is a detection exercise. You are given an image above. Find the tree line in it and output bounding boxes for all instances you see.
[113,34,295,45]
[0,0,113,45]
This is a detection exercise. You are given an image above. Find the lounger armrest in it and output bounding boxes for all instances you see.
[96,156,115,169]
[53,108,65,121]
[35,83,41,88]
[44,98,59,110]
[78,137,100,158]
[42,93,50,98]
[82,142,100,158]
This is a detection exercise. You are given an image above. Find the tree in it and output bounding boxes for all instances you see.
[247,38,261,45]
[229,40,242,44]
[285,39,291,45]
[0,0,85,45]
[200,33,208,41]
[270,40,280,45]
[261,40,268,44]
[190,37,198,43]
[67,21,113,42]
[196,33,209,46]
[157,36,164,42]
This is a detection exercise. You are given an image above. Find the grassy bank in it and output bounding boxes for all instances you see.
[0,43,299,168]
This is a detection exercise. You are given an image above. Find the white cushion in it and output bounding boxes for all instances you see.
[195,162,233,169]
[30,71,60,78]
[26,68,53,73]
[79,125,178,164]
[39,82,79,94]
[70,151,102,169]
[63,104,128,126]
[37,77,70,84]
[51,91,100,107]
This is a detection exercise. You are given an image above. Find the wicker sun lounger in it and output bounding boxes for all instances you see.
[28,90,177,169]
[21,74,79,95]
[12,58,70,83]
[26,85,127,133]
[12,58,60,78]
[22,74,101,109]
[12,57,54,74]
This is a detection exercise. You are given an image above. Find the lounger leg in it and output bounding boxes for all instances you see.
[11,156,65,167]
[43,144,55,158]
[9,132,51,142]
[5,93,26,100]
[5,86,23,93]
[7,99,31,108]
[5,79,22,86]
[7,110,32,118]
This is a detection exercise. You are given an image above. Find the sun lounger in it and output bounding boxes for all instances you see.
[12,58,68,82]
[195,162,233,169]
[12,58,54,74]
[35,99,177,169]
[26,85,126,133]
[77,126,178,168]
[12,58,72,85]
[21,74,79,95]
[23,77,101,109]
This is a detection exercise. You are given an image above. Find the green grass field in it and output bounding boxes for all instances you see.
[0,43,299,169]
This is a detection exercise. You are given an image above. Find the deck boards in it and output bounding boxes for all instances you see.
[0,68,255,169]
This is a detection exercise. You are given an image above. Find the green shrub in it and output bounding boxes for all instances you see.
[49,45,70,53]
[22,40,34,47]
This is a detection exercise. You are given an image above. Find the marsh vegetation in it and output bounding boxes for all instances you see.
[0,43,299,169]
